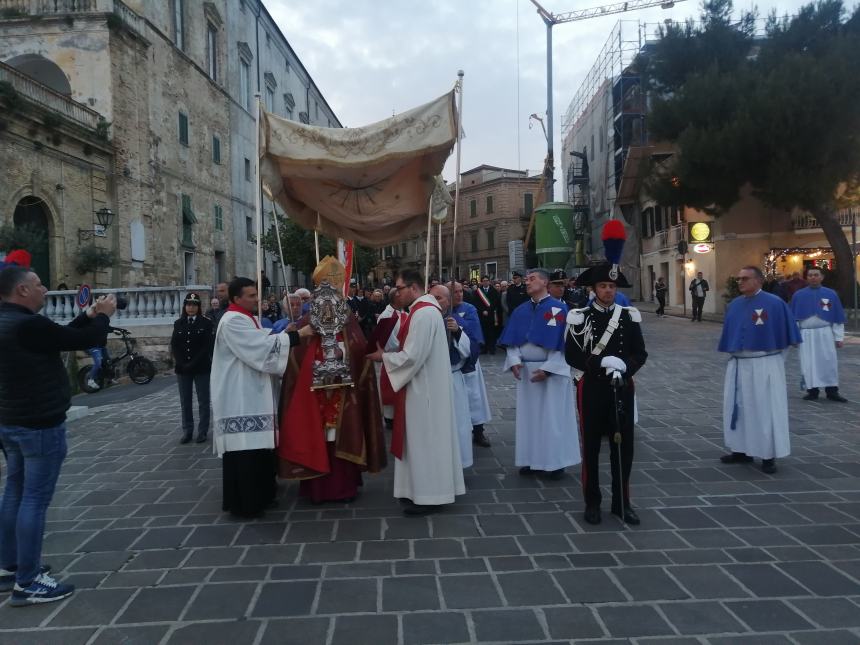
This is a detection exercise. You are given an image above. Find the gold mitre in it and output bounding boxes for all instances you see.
[312,255,346,291]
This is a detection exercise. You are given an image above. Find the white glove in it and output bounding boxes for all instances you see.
[600,356,627,374]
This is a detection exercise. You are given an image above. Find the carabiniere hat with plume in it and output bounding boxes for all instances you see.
[575,219,631,288]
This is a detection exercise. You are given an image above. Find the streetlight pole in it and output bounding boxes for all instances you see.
[544,17,554,204]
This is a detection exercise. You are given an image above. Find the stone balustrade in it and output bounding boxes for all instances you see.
[44,286,213,325]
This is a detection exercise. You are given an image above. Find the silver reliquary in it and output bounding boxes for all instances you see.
[308,281,354,390]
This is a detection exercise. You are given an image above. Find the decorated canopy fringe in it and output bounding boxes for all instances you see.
[259,90,457,247]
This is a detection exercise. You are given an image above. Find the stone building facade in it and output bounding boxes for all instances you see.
[0,0,338,289]
[376,165,541,285]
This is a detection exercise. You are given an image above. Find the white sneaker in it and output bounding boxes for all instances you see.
[86,379,101,391]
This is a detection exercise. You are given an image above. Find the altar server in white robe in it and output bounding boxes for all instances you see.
[368,270,465,515]
[498,268,581,480]
[450,282,492,448]
[211,277,313,517]
[790,267,848,402]
[431,284,474,469]
[719,266,801,475]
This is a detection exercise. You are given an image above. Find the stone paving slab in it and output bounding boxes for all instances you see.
[1,314,860,643]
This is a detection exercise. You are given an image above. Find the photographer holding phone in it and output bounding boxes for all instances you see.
[0,265,116,606]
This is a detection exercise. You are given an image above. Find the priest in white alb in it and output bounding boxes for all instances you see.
[498,268,581,480]
[790,266,848,402]
[211,276,313,517]
[367,270,465,516]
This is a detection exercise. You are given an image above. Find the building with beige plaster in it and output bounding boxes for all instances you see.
[0,0,338,289]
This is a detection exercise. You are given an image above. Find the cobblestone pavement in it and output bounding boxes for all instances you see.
[2,314,860,645]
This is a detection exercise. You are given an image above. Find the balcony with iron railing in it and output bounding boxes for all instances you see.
[0,60,101,130]
[642,223,684,255]
[0,0,144,38]
[792,208,857,230]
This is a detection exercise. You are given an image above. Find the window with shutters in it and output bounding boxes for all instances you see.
[470,231,478,252]
[181,194,196,246]
[523,193,534,216]
[212,135,221,164]
[178,112,189,146]
[244,158,251,182]
[206,23,217,80]
[245,216,253,242]
[486,195,494,214]
[214,204,223,231]
[172,0,184,50]
[486,227,495,250]
[469,200,477,218]
[239,59,251,111]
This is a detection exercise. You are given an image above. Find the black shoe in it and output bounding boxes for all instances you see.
[195,434,207,443]
[803,392,819,401]
[761,459,777,474]
[612,506,641,525]
[180,435,192,445]
[472,431,491,448]
[826,393,848,403]
[545,469,565,481]
[403,502,442,517]
[720,452,753,464]
[583,507,601,525]
[519,466,536,476]
[384,418,394,429]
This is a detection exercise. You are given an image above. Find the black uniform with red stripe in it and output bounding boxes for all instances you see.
[565,301,647,513]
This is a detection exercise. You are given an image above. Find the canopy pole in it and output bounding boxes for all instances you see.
[314,212,321,265]
[438,221,443,282]
[271,208,292,322]
[450,70,465,282]
[254,93,263,322]
[424,196,433,292]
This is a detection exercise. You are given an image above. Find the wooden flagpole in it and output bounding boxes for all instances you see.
[423,196,433,292]
[450,70,464,282]
[254,93,263,321]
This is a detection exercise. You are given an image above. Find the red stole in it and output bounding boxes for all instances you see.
[226,303,260,328]
[390,302,437,460]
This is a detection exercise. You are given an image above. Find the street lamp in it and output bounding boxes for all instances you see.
[79,207,115,241]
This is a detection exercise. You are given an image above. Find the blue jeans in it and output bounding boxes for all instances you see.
[87,347,109,381]
[0,423,67,586]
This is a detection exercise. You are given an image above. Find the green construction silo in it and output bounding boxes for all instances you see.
[534,202,574,269]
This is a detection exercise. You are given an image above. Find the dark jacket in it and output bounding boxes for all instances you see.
[170,314,214,374]
[688,278,710,296]
[472,286,503,327]
[565,304,648,385]
[0,302,110,428]
[506,283,529,312]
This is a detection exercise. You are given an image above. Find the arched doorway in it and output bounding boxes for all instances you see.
[4,54,71,96]
[13,196,51,289]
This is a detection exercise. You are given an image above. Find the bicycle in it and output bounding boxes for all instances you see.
[76,327,156,393]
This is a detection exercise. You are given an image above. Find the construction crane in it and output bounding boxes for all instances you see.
[527,0,686,207]
[522,0,687,253]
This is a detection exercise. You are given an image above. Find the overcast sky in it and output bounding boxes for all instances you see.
[267,0,812,184]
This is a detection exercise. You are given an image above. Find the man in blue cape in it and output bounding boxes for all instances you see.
[790,267,847,402]
[451,282,492,448]
[498,268,580,481]
[718,266,801,474]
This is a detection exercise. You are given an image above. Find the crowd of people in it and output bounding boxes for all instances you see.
[0,242,850,607]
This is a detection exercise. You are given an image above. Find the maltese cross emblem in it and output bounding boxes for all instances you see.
[820,298,831,311]
[544,307,564,326]
[752,309,768,325]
